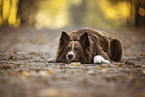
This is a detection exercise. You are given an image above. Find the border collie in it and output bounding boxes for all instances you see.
[55,28,122,64]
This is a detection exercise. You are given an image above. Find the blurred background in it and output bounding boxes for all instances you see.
[0,0,144,29]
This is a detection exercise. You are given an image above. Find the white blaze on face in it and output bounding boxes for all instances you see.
[66,43,75,62]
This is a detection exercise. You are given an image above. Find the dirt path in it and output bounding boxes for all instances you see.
[0,27,145,97]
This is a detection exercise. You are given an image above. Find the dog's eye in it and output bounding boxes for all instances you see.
[67,47,71,50]
[75,48,79,52]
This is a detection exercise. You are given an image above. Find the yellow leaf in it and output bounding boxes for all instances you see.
[143,70,145,75]
[71,62,81,66]
[126,53,131,56]
[48,70,53,74]
[37,88,58,97]
[101,69,107,74]
[141,65,145,67]
[118,64,125,67]
[39,71,47,76]
[97,66,102,70]
[114,62,125,67]
[22,71,30,77]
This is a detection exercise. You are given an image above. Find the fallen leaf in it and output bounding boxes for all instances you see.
[37,88,58,97]
[71,62,81,66]
[114,62,118,65]
[17,52,29,54]
[48,70,53,74]
[41,57,45,59]
[126,53,131,56]
[127,74,134,80]
[135,93,145,97]
[125,61,135,66]
[39,71,47,76]
[101,64,109,68]
[115,63,125,67]
[97,66,102,70]
[58,63,65,65]
[8,56,15,60]
[141,65,145,67]
[140,53,145,56]
[134,81,141,87]
[0,90,5,97]
[9,52,15,54]
[10,72,21,76]
[13,64,21,67]
[22,71,30,77]
[134,64,142,67]
[30,51,38,55]
[0,65,13,69]
[142,70,145,75]
[87,70,94,74]
[101,69,108,74]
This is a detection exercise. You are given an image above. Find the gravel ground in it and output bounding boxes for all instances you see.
[0,27,145,97]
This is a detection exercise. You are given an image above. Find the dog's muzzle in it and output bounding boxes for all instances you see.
[66,51,75,62]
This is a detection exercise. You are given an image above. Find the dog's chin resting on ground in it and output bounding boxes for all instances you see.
[49,28,122,64]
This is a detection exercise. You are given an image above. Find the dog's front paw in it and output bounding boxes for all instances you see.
[93,55,110,64]
[47,57,56,63]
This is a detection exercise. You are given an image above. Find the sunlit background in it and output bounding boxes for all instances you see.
[0,0,144,29]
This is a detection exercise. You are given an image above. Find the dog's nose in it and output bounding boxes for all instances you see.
[68,54,73,59]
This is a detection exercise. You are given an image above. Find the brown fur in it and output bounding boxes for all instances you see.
[56,28,122,63]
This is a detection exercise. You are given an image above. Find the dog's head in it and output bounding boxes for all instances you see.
[56,31,92,63]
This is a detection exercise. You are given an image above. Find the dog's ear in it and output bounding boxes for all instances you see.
[79,32,90,48]
[59,31,70,46]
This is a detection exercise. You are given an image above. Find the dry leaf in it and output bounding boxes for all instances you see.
[30,51,38,55]
[39,71,47,76]
[142,70,145,75]
[0,65,13,69]
[87,70,94,74]
[134,64,142,67]
[37,88,58,97]
[71,62,81,66]
[127,74,134,80]
[117,64,125,67]
[125,61,135,65]
[41,57,45,59]
[114,62,118,65]
[48,70,53,74]
[101,69,108,74]
[8,56,15,60]
[141,65,145,67]
[13,64,21,67]
[126,53,131,56]
[114,62,125,67]
[97,66,102,70]
[22,71,30,77]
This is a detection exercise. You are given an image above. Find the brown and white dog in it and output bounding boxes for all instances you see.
[55,28,122,64]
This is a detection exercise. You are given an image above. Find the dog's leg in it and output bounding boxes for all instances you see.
[110,39,122,61]
[93,44,111,64]
[93,55,110,64]
[92,49,111,64]
[47,57,56,63]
